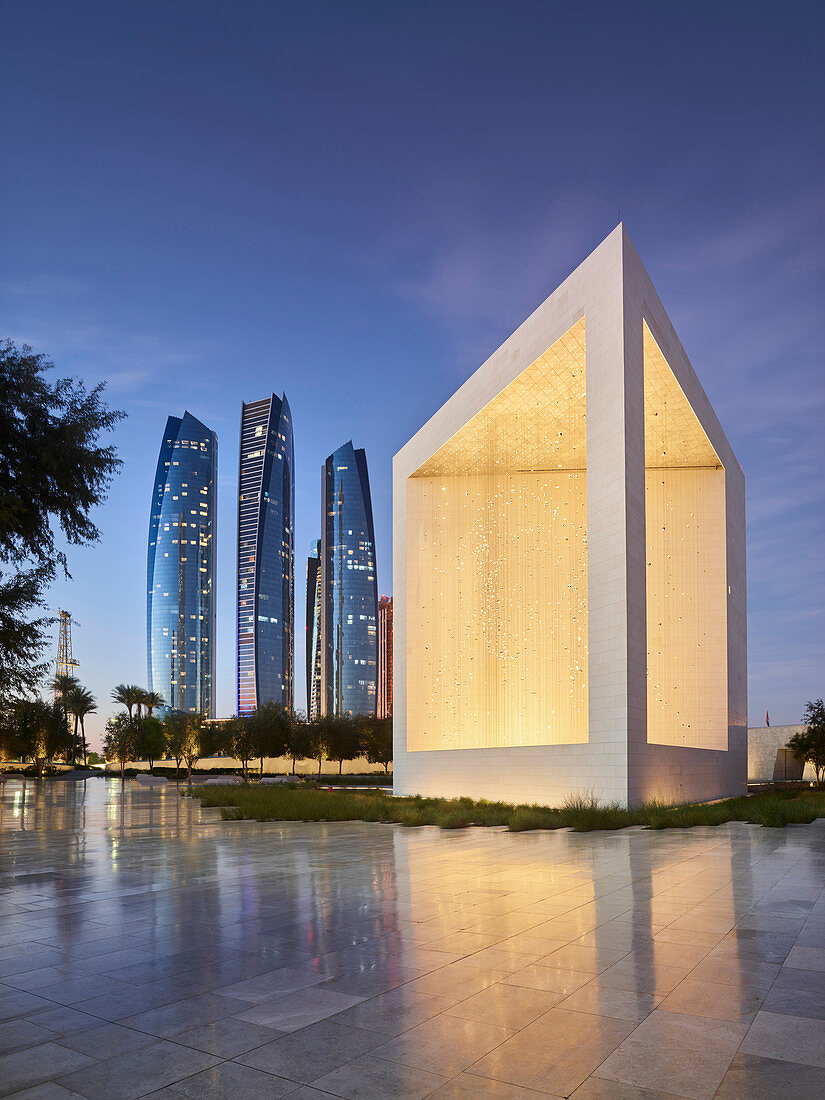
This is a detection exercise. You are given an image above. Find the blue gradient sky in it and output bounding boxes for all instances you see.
[1,1,823,748]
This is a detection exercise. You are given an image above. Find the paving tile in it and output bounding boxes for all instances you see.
[284,1088,346,1099]
[740,1009,825,1068]
[234,986,364,1031]
[170,1015,281,1056]
[56,1039,219,1099]
[425,932,503,956]
[119,993,250,1038]
[657,978,763,1022]
[311,1054,448,1098]
[0,989,55,1022]
[0,1084,89,1099]
[58,1023,156,1058]
[469,1006,634,1096]
[559,980,660,1021]
[70,983,198,1023]
[0,1041,95,1098]
[761,984,825,1020]
[214,967,327,1003]
[404,963,507,1004]
[317,966,421,998]
[712,929,796,963]
[463,945,555,974]
[593,958,689,996]
[569,1079,686,1099]
[445,983,561,1028]
[502,963,591,995]
[772,964,825,994]
[238,1020,385,1083]
[0,1015,57,1055]
[330,987,454,1037]
[784,945,825,972]
[370,1013,515,1077]
[596,1009,747,1100]
[27,1007,105,1037]
[714,1052,825,1099]
[426,1077,559,1099]
[682,954,780,992]
[539,943,630,974]
[163,1059,299,1098]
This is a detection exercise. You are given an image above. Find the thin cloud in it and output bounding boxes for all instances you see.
[3,273,90,297]
[661,194,824,273]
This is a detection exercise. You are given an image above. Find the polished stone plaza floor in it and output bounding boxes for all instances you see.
[0,779,823,1099]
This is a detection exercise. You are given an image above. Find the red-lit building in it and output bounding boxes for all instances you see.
[377,595,393,718]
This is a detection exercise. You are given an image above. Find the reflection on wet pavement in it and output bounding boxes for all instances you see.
[0,778,824,1098]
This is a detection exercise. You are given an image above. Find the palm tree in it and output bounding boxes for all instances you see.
[111,683,144,722]
[143,691,165,717]
[53,673,80,699]
[53,674,80,760]
[135,688,153,719]
[66,686,97,766]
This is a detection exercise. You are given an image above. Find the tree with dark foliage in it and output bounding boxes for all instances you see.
[788,700,825,788]
[283,710,310,775]
[364,717,393,775]
[136,715,166,775]
[248,700,290,775]
[12,698,71,778]
[0,340,124,699]
[324,714,361,775]
[103,713,138,783]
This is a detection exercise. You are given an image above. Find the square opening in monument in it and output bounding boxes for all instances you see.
[643,322,728,751]
[406,318,589,751]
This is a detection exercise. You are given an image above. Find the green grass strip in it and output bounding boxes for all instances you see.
[190,785,825,832]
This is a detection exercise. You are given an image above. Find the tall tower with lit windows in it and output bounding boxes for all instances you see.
[147,412,217,716]
[236,394,294,715]
[320,441,378,717]
[306,540,322,720]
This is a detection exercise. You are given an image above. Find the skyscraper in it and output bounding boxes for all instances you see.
[320,441,378,717]
[147,412,217,716]
[237,394,295,715]
[377,595,393,718]
[306,539,322,720]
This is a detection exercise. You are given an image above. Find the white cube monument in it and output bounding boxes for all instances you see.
[393,225,746,807]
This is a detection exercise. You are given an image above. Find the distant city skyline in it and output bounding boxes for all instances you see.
[3,2,821,746]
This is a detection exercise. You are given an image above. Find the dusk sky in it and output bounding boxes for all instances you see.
[1,0,823,748]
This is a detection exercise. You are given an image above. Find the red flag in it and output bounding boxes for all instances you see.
[766,711,770,727]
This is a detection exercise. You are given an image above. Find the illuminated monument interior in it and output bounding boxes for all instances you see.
[394,226,745,806]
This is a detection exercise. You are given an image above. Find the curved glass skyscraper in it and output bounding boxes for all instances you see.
[320,441,378,716]
[147,412,217,716]
[236,393,294,715]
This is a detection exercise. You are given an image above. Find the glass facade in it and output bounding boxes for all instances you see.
[236,394,294,715]
[320,441,378,716]
[305,539,322,720]
[147,412,217,716]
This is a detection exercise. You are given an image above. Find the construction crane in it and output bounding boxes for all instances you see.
[55,608,80,695]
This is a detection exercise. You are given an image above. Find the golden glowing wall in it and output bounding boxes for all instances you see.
[406,320,588,751]
[644,325,727,749]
